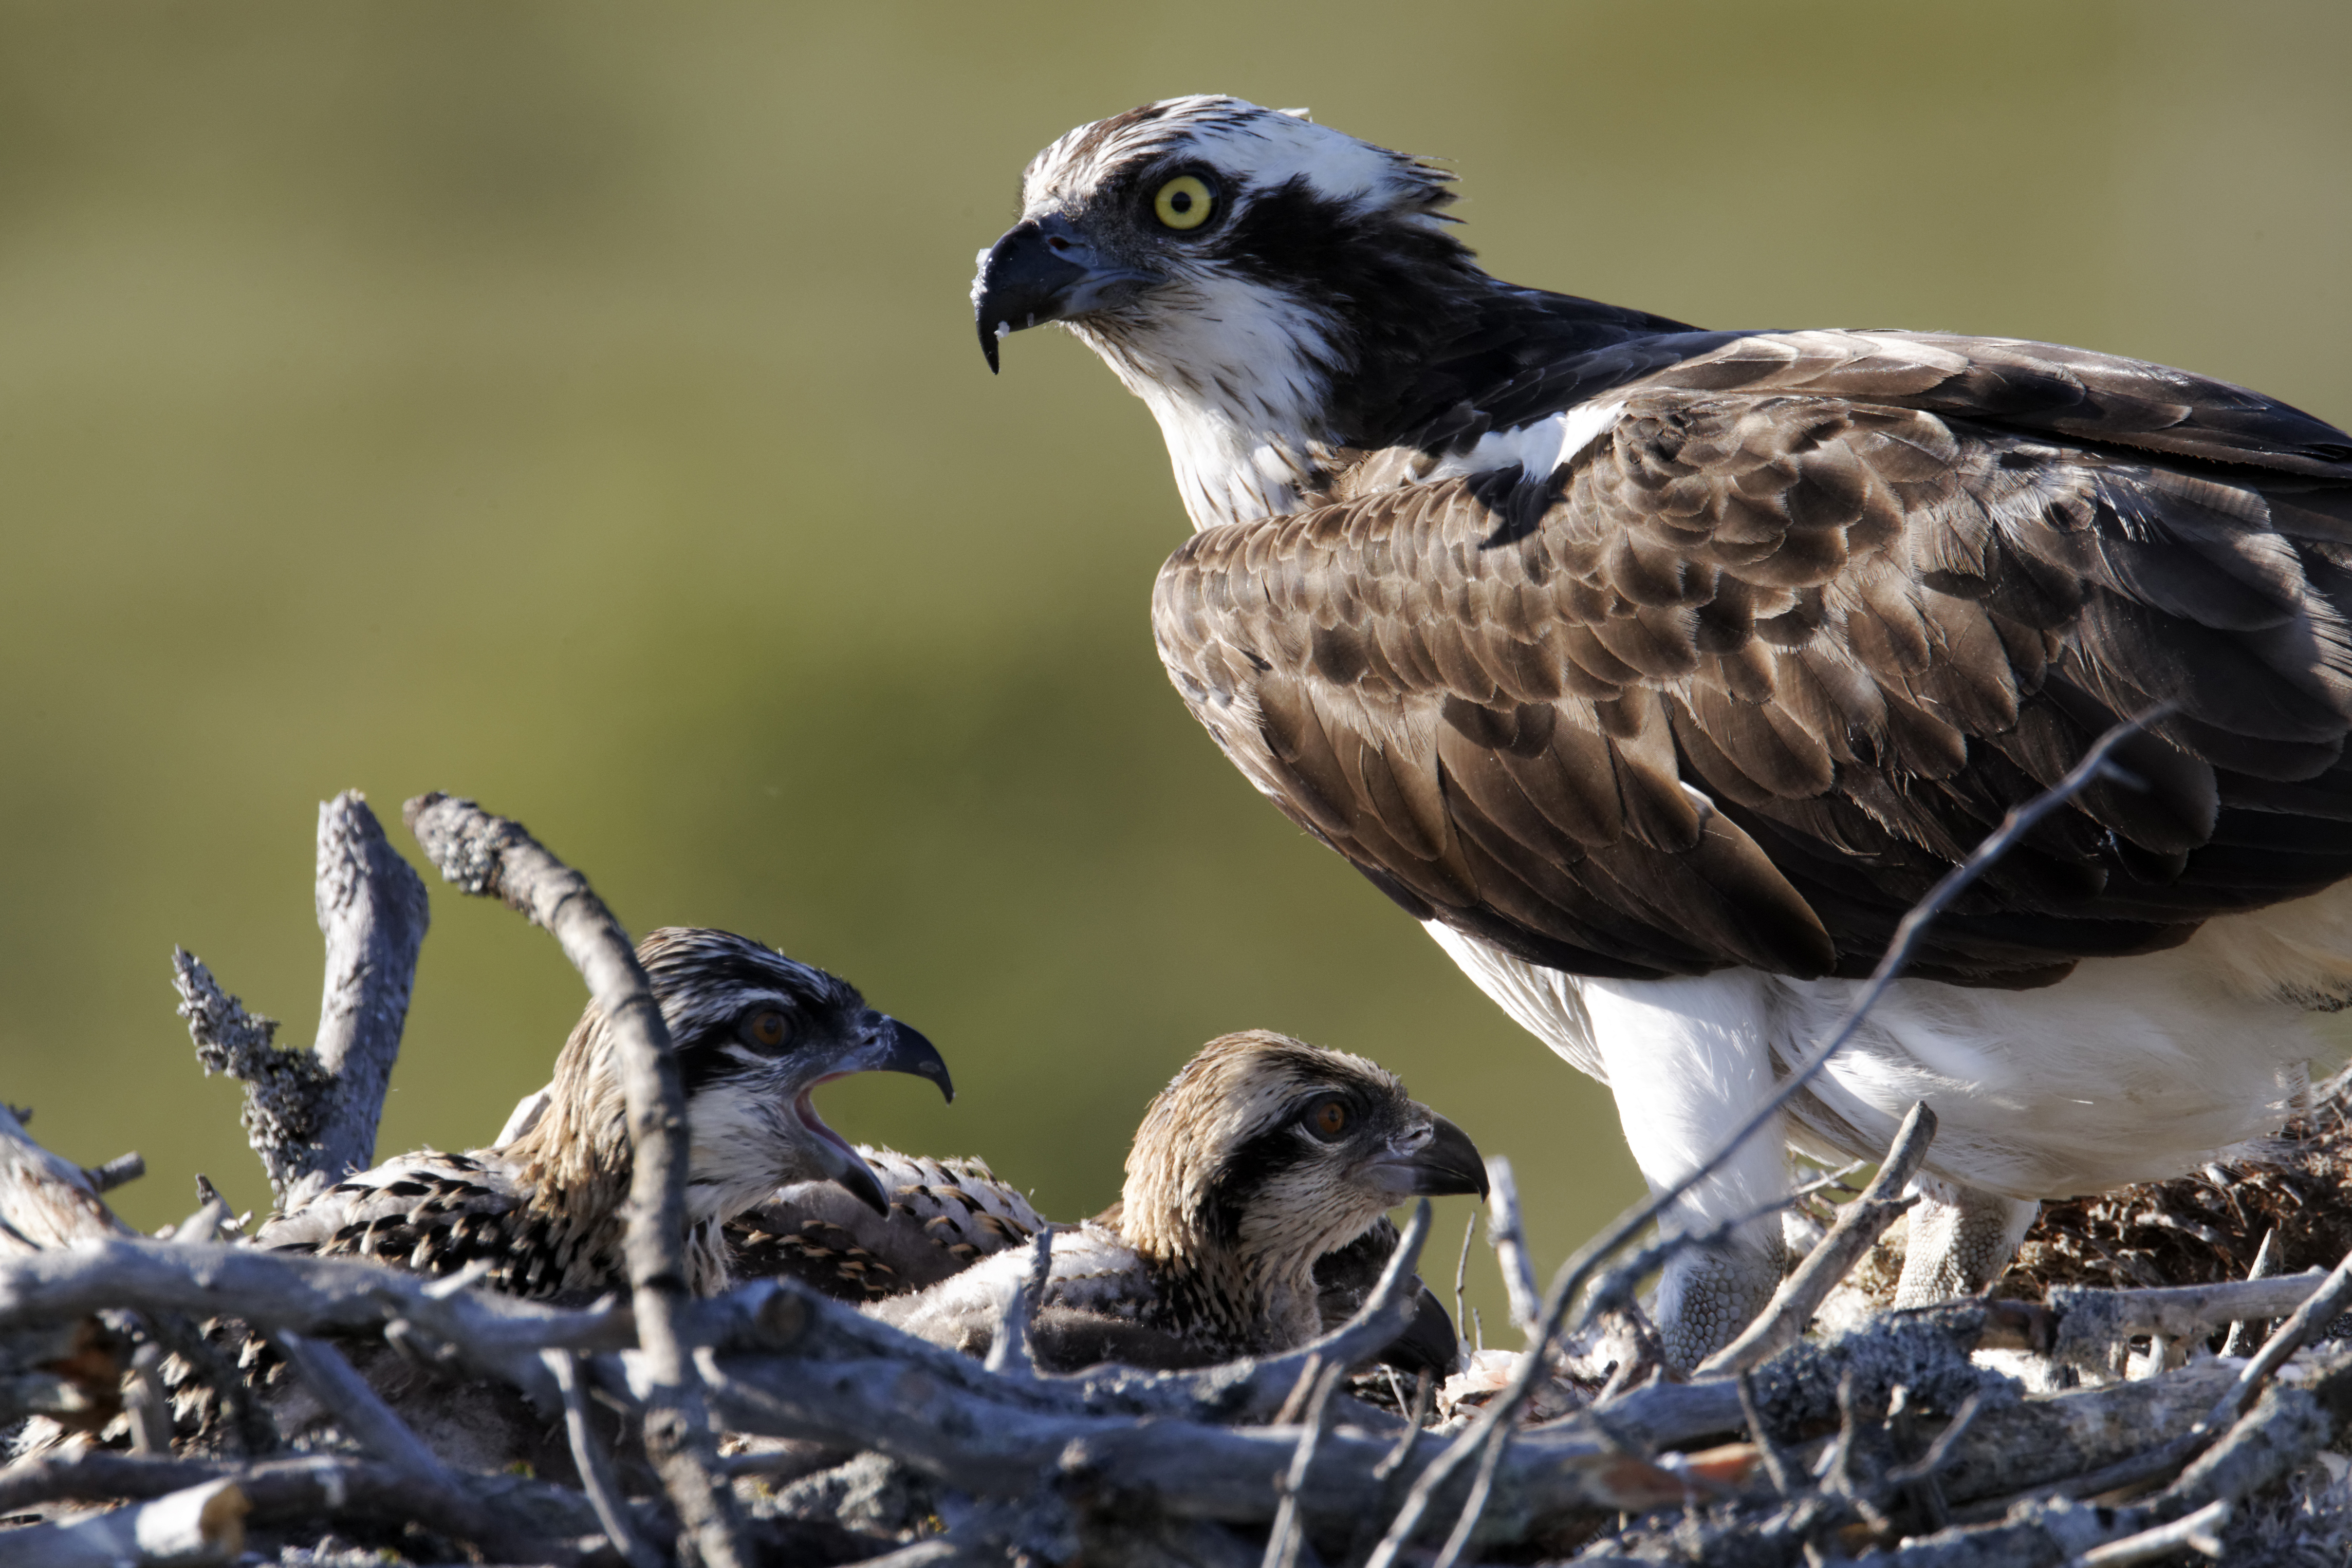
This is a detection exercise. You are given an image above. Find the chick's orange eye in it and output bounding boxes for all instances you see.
[1153,174,1214,231]
[1304,1098,1349,1141]
[744,1010,790,1050]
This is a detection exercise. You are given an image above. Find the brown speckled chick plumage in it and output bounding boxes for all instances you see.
[256,927,950,1299]
[870,1030,1486,1370]
[729,1148,1046,1301]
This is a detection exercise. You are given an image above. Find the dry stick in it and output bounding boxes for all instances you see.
[0,1103,135,1253]
[1262,1357,1348,1568]
[0,1449,606,1561]
[2042,1272,2336,1360]
[299,790,431,1206]
[2218,1228,2281,1359]
[1696,1102,1938,1376]
[1368,711,2165,1568]
[1374,1372,1434,1483]
[124,1341,170,1457]
[2065,1498,2230,1567]
[3,1476,250,1568]
[545,1348,664,1568]
[983,1227,1053,1377]
[1978,1256,2352,1514]
[1452,1210,1477,1347]
[1735,1371,1800,1499]
[0,1236,632,1379]
[2211,1242,2352,1426]
[174,793,428,1209]
[1883,1389,1988,1490]
[271,1328,455,1489]
[1486,1158,1541,1334]
[1272,1352,1326,1429]
[403,791,749,1568]
[83,1153,145,1194]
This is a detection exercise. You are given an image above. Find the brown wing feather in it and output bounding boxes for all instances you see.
[1153,333,2352,985]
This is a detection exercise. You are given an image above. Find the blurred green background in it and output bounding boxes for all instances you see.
[3,1,2348,1334]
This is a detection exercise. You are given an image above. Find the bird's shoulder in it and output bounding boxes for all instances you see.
[730,1146,1045,1302]
[1385,322,2351,478]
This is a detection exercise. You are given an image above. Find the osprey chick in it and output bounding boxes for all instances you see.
[974,96,2352,1365]
[734,1145,1456,1374]
[872,1030,1485,1370]
[260,927,951,1299]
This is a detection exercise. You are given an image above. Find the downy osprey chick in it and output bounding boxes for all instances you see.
[871,1030,1486,1370]
[974,97,2352,1366]
[259,927,951,1299]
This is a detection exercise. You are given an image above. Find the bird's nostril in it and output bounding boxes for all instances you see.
[1046,236,1073,253]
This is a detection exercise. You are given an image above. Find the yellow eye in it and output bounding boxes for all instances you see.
[744,1010,790,1050]
[1304,1098,1349,1142]
[1153,174,1215,231]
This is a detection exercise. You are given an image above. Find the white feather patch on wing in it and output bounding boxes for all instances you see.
[1424,400,1625,488]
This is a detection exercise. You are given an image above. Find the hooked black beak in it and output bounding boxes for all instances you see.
[971,213,1158,374]
[859,1013,953,1104]
[1375,1112,1489,1201]
[803,1012,953,1216]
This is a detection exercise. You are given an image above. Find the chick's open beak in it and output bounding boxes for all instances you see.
[801,1012,953,1216]
[854,1013,953,1103]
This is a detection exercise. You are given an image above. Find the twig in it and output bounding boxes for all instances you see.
[0,1449,598,1561]
[1697,1103,1937,1376]
[1363,714,2165,1567]
[1485,1158,1540,1334]
[1969,1332,2352,1517]
[2,1476,248,1567]
[1885,1389,1988,1488]
[546,1347,664,1568]
[82,1153,145,1194]
[698,1336,1708,1528]
[1374,1371,1433,1483]
[984,1226,1053,1377]
[1737,1370,1800,1498]
[1272,1352,1325,1429]
[124,1340,169,1455]
[174,953,321,1207]
[298,790,430,1206]
[2218,1228,2280,1359]
[173,794,428,1209]
[2045,1271,2336,1363]
[0,1237,630,1402]
[271,1327,454,1487]
[0,1103,135,1254]
[2212,1243,2352,1426]
[404,791,749,1568]
[2065,1499,2229,1566]
[1262,1357,1346,1568]
[1453,1209,1476,1346]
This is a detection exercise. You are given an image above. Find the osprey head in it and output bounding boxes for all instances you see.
[972,99,1474,527]
[973,96,1456,371]
[646,928,952,1220]
[526,928,952,1227]
[1119,1029,1487,1274]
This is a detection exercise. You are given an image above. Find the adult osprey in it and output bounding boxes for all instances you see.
[971,96,2352,1365]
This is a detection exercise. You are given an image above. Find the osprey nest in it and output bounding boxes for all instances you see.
[7,785,2352,1567]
